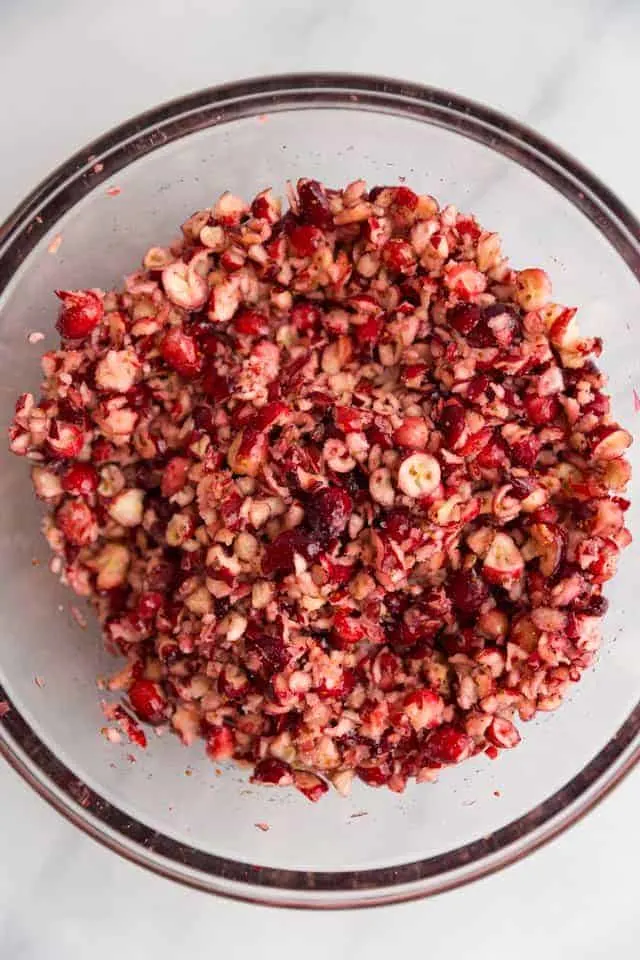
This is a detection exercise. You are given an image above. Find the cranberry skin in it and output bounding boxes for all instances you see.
[305,486,353,542]
[55,290,103,339]
[297,179,333,229]
[524,394,559,426]
[233,309,268,337]
[448,303,481,336]
[476,434,507,469]
[448,567,489,616]
[382,239,416,274]
[128,679,167,724]
[159,329,202,379]
[61,462,98,496]
[424,725,472,764]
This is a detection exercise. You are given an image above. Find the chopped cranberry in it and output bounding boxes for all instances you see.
[289,224,324,257]
[511,434,541,469]
[297,179,333,229]
[330,610,367,649]
[447,567,489,616]
[382,239,416,274]
[394,186,419,209]
[383,507,414,542]
[233,309,268,337]
[136,591,165,622]
[424,725,472,764]
[262,528,319,576]
[448,303,481,336]
[356,762,391,786]
[61,462,98,496]
[128,679,167,724]
[206,725,235,761]
[290,300,322,332]
[160,329,202,379]
[305,486,353,542]
[201,366,232,402]
[55,290,103,339]
[476,433,508,469]
[251,757,294,786]
[439,402,466,448]
[524,394,560,426]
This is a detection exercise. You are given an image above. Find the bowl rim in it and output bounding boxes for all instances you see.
[1,72,639,908]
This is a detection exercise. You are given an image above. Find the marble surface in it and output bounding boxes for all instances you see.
[1,0,638,956]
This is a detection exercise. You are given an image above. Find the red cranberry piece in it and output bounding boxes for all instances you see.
[383,507,414,542]
[486,717,521,749]
[305,486,353,542]
[358,311,385,346]
[233,308,268,337]
[510,476,537,499]
[476,433,508,469]
[128,679,167,724]
[439,402,466,448]
[293,771,330,802]
[471,303,519,349]
[289,224,324,257]
[330,610,367,649]
[524,394,559,426]
[511,434,541,469]
[47,421,84,459]
[56,498,96,546]
[290,300,322,332]
[206,725,235,761]
[382,239,416,274]
[356,762,391,786]
[394,186,419,209]
[61,462,98,496]
[424,725,472,764]
[251,758,294,786]
[201,366,232,402]
[467,375,490,402]
[582,593,609,617]
[262,528,319,576]
[316,667,356,700]
[447,567,489,615]
[55,290,103,339]
[297,179,333,229]
[136,591,165,622]
[160,329,202,379]
[448,303,481,336]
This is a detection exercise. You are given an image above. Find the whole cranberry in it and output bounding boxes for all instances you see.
[55,290,103,339]
[297,179,333,229]
[305,486,353,542]
[128,679,167,724]
[447,567,489,616]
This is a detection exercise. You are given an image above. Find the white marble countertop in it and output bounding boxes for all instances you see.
[1,0,638,956]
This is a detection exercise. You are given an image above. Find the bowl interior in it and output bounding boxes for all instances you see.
[1,82,638,905]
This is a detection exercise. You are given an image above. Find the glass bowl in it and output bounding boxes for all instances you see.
[1,74,638,909]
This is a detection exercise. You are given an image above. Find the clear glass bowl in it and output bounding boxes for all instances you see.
[1,74,638,909]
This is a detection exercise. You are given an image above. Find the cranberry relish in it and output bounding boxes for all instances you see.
[9,179,632,800]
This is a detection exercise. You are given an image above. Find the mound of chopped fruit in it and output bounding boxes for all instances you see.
[8,179,632,800]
